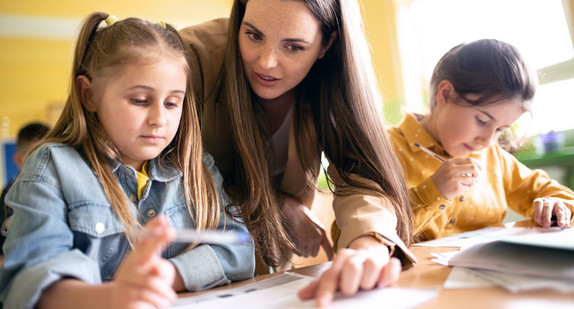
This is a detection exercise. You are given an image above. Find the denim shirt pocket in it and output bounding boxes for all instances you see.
[68,202,128,281]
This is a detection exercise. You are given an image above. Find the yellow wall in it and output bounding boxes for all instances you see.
[0,0,403,137]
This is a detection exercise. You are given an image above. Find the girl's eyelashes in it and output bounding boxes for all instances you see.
[164,100,181,109]
[131,98,147,105]
[476,117,488,126]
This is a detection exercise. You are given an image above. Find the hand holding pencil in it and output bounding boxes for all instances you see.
[415,142,482,200]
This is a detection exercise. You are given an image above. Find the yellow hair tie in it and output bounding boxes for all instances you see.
[105,15,118,27]
[158,21,166,29]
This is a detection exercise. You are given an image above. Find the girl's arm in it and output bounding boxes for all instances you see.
[169,153,255,292]
[38,216,177,309]
[499,146,574,226]
[0,145,101,308]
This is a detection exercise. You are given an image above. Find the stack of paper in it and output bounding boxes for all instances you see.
[438,227,574,292]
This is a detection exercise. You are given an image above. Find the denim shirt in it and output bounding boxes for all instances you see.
[0,143,255,309]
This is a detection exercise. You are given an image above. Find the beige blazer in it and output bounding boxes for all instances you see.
[180,19,416,266]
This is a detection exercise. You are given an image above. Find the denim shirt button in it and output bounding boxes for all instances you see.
[95,222,105,234]
[130,194,137,202]
[147,209,156,217]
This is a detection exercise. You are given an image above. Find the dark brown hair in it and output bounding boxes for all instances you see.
[225,0,413,267]
[429,39,537,111]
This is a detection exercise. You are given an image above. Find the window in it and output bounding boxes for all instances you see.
[395,0,574,137]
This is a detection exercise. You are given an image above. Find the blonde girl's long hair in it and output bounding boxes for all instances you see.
[43,12,220,239]
[225,0,413,267]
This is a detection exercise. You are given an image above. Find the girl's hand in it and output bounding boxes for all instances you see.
[431,157,482,200]
[533,197,572,228]
[110,216,177,309]
[297,236,400,307]
[283,196,331,258]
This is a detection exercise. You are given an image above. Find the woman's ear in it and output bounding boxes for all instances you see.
[76,75,96,112]
[436,80,454,106]
[318,31,337,59]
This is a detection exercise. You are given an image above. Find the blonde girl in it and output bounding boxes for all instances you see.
[0,12,254,309]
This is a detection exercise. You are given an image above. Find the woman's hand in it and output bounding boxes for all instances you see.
[282,196,332,258]
[432,157,482,200]
[533,197,572,228]
[111,216,177,309]
[297,236,400,307]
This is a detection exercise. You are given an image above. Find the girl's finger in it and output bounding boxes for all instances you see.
[134,216,174,265]
[540,200,554,228]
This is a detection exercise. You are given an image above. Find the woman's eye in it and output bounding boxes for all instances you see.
[246,32,262,41]
[287,44,304,52]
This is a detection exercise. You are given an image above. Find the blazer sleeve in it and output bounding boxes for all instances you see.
[328,165,417,267]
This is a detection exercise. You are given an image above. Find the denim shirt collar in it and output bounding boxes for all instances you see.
[108,157,182,183]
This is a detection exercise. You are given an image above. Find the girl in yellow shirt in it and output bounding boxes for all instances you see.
[389,39,574,241]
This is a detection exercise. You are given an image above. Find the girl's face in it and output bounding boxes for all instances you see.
[239,0,333,101]
[82,57,186,170]
[429,81,525,157]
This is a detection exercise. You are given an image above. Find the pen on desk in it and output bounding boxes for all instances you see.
[414,142,446,163]
[135,229,252,244]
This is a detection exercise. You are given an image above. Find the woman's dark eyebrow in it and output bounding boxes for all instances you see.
[242,21,309,44]
[242,21,262,34]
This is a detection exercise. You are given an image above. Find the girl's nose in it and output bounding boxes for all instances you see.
[148,102,166,127]
[476,129,497,148]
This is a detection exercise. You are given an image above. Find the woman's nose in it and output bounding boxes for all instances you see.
[258,45,278,70]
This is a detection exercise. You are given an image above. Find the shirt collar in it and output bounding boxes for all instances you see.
[400,113,449,158]
[109,157,182,182]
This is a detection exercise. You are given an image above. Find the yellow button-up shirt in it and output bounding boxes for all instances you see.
[389,113,574,241]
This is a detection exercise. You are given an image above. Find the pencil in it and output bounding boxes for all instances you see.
[414,142,446,163]
[414,142,478,182]
[135,229,252,244]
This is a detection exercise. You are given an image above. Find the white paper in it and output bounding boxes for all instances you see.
[448,241,574,280]
[414,226,572,248]
[464,267,574,293]
[442,267,496,289]
[172,273,438,309]
[413,227,504,247]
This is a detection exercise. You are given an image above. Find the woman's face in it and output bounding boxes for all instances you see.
[239,0,333,101]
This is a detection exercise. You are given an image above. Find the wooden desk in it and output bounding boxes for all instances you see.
[180,244,574,308]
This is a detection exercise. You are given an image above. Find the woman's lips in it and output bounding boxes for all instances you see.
[254,72,279,86]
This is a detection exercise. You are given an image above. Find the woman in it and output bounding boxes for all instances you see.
[180,0,415,305]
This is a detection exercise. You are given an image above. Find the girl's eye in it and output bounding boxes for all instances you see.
[476,117,488,126]
[165,101,180,109]
[131,98,147,105]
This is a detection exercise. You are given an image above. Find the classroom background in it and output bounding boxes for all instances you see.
[1,0,573,266]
